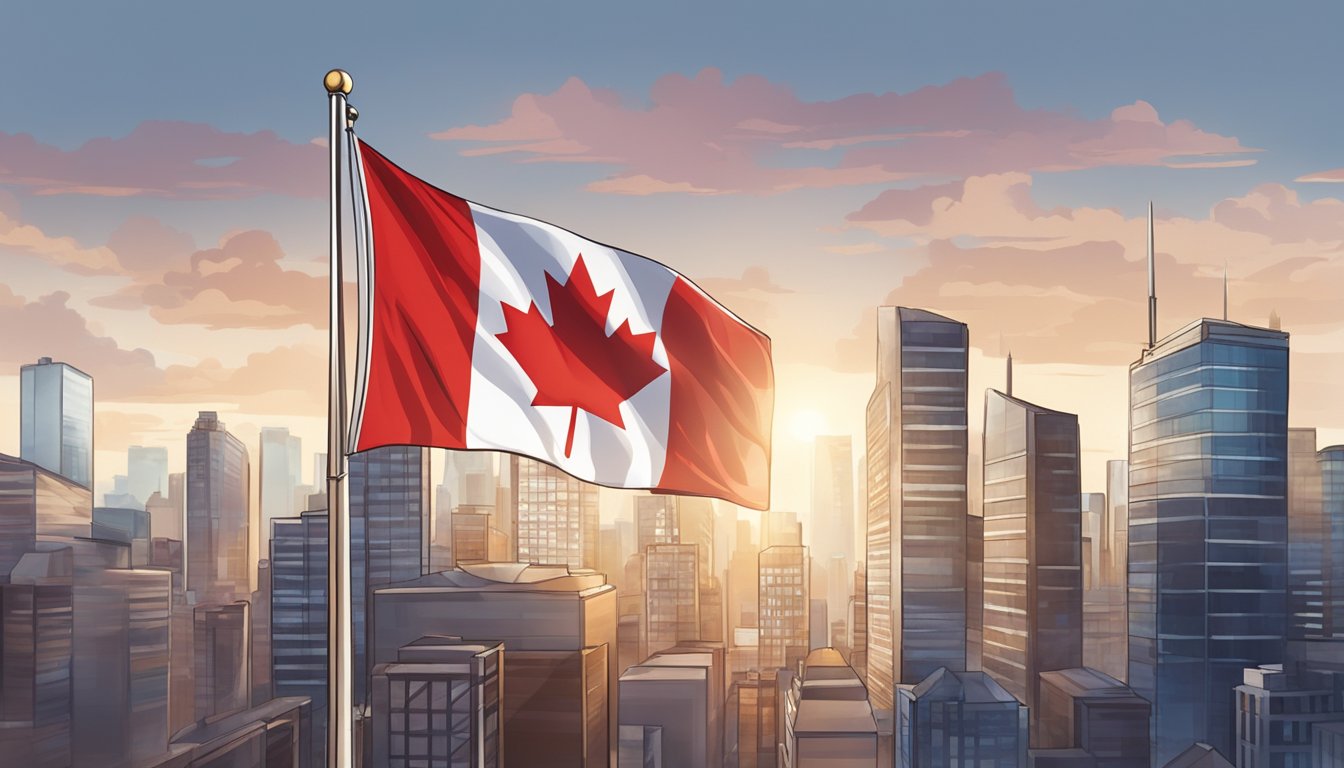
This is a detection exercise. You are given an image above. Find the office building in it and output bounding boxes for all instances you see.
[451,508,506,565]
[511,455,600,570]
[728,519,760,630]
[372,563,617,767]
[636,495,679,552]
[1234,662,1344,768]
[780,648,878,768]
[20,357,93,489]
[126,445,169,510]
[620,650,719,768]
[370,637,503,768]
[813,436,856,621]
[1128,318,1289,764]
[186,411,252,603]
[736,672,778,768]
[146,491,180,542]
[618,725,663,768]
[1313,721,1344,766]
[349,444,431,707]
[645,543,700,656]
[194,601,251,720]
[1288,428,1324,640]
[0,558,74,768]
[679,496,716,587]
[851,563,867,678]
[866,307,968,705]
[270,510,328,764]
[259,427,302,554]
[1322,445,1344,638]
[1035,667,1150,766]
[165,696,311,767]
[760,545,810,671]
[982,389,1083,739]
[897,667,1028,768]
[967,513,983,672]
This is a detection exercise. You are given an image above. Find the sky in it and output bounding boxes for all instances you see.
[3,1,1342,532]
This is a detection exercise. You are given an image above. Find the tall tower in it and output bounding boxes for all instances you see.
[1128,318,1289,763]
[865,307,969,707]
[981,389,1083,743]
[20,357,93,488]
[511,455,600,570]
[186,411,252,604]
[813,435,855,625]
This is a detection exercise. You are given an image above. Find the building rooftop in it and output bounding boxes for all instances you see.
[375,562,610,595]
[620,665,707,683]
[896,306,963,325]
[1039,667,1145,703]
[902,667,1019,704]
[1161,742,1234,768]
[986,388,1077,418]
[794,698,878,736]
[1138,317,1288,365]
[171,696,310,748]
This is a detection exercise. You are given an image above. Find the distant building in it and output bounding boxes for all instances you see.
[1128,319,1290,764]
[645,543,700,656]
[451,507,506,565]
[982,389,1083,740]
[145,491,180,542]
[1288,428,1325,640]
[127,445,169,510]
[866,307,968,706]
[372,563,616,767]
[270,510,329,764]
[511,456,599,570]
[897,667,1028,768]
[636,495,679,552]
[780,648,877,768]
[679,496,716,587]
[259,427,302,566]
[20,357,93,489]
[370,637,503,768]
[1234,662,1344,768]
[1035,667,1150,766]
[760,545,810,671]
[186,411,252,604]
[813,436,856,625]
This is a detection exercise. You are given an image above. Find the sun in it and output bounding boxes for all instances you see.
[788,409,827,443]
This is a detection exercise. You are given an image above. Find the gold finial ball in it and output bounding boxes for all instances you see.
[323,69,353,95]
[346,106,359,123]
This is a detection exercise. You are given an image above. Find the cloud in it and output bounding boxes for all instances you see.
[0,122,324,199]
[834,174,1344,369]
[696,266,793,322]
[1295,167,1344,183]
[93,229,327,329]
[105,216,196,275]
[0,194,121,274]
[432,69,1256,195]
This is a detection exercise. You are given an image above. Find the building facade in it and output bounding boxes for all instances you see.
[1128,319,1290,764]
[20,357,93,489]
[270,510,329,765]
[511,456,600,570]
[186,412,252,604]
[1287,428,1324,640]
[866,307,968,706]
[1322,446,1344,638]
[645,543,700,656]
[896,667,1028,768]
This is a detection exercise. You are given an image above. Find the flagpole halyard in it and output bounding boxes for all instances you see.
[323,67,354,768]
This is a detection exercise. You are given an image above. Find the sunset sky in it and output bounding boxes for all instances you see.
[3,1,1342,529]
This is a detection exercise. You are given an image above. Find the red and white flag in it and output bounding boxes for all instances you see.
[348,141,773,510]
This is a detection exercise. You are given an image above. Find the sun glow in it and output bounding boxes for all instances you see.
[788,409,828,443]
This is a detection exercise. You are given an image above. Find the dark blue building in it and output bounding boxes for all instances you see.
[1321,446,1344,639]
[270,510,328,765]
[1127,318,1289,764]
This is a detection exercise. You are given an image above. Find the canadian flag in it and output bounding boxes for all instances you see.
[349,141,773,510]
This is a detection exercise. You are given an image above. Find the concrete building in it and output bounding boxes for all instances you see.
[370,637,503,768]
[1035,667,1150,766]
[1128,319,1290,763]
[760,545,810,671]
[866,307,968,707]
[511,455,600,570]
[1234,662,1344,768]
[982,389,1083,741]
[896,667,1028,768]
[372,563,617,767]
[645,543,700,656]
[619,649,720,768]
[20,357,93,489]
[781,648,877,767]
[186,411,252,603]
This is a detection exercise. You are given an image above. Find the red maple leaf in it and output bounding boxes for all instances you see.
[495,255,667,458]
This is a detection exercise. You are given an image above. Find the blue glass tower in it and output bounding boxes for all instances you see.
[1320,446,1344,639]
[1127,318,1289,764]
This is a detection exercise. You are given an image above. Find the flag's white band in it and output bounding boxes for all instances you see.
[346,132,376,456]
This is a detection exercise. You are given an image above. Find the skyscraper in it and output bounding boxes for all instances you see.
[1287,428,1324,639]
[636,495,679,552]
[866,307,968,705]
[259,427,302,556]
[896,667,1028,768]
[511,455,600,570]
[759,545,809,671]
[270,510,329,765]
[982,389,1083,741]
[20,357,93,489]
[645,543,700,656]
[1322,446,1344,639]
[812,435,855,623]
[186,411,252,604]
[1128,318,1289,764]
[349,444,431,706]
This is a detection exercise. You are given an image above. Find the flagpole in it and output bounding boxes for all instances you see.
[323,68,354,768]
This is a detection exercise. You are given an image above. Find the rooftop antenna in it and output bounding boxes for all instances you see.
[1147,202,1157,348]
[1006,350,1014,397]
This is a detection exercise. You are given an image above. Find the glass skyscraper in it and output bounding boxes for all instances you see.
[270,510,328,765]
[511,455,600,570]
[20,357,93,489]
[1127,318,1289,764]
[186,411,252,604]
[866,307,968,707]
[1287,428,1324,640]
[981,389,1083,743]
[1320,445,1344,638]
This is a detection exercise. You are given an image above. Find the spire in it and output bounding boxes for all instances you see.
[1147,201,1157,348]
[1223,262,1229,321]
[1006,350,1013,398]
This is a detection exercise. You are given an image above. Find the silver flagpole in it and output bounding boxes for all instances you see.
[322,68,354,768]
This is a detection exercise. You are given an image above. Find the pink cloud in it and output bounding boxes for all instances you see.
[0,122,324,199]
[0,194,121,274]
[433,69,1257,195]
[1295,168,1344,183]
